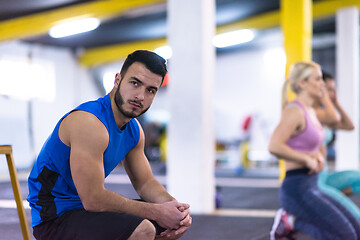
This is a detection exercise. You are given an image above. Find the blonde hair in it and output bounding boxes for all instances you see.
[281,61,321,108]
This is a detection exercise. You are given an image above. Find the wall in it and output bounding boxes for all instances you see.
[0,41,101,174]
[149,40,285,150]
[214,47,284,141]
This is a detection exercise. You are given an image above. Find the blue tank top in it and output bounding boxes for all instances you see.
[27,94,140,227]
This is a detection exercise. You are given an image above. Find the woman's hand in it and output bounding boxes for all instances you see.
[305,152,325,174]
[304,154,318,174]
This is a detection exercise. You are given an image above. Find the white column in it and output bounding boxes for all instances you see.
[167,0,216,213]
[335,7,359,170]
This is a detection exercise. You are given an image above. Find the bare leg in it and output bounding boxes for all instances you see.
[128,219,156,240]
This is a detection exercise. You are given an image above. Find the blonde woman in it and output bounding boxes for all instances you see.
[268,62,360,240]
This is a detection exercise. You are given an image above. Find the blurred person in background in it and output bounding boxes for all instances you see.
[268,61,360,240]
[315,71,360,221]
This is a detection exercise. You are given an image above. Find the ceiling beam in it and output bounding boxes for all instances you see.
[79,10,280,67]
[80,0,360,67]
[313,0,360,19]
[217,10,279,35]
[79,38,167,67]
[217,0,360,34]
[0,0,165,42]
[0,0,359,67]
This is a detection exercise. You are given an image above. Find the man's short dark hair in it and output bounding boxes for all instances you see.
[322,71,334,82]
[120,50,167,85]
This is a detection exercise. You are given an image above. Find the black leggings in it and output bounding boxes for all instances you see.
[280,168,360,240]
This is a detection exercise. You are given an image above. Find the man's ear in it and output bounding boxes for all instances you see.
[114,73,121,87]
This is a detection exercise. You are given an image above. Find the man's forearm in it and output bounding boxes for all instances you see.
[84,188,159,220]
[87,188,188,230]
[136,178,175,203]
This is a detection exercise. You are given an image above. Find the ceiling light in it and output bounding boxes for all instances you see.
[154,46,172,60]
[49,18,100,38]
[213,29,255,48]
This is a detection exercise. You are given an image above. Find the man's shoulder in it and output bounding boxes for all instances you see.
[76,96,107,114]
[66,112,109,156]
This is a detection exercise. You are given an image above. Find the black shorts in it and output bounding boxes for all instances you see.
[33,208,165,240]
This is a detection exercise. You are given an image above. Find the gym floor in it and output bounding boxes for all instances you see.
[1,163,360,240]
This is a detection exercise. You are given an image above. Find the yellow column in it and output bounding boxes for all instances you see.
[279,0,312,180]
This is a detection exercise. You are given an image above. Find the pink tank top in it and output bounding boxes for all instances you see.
[286,100,325,153]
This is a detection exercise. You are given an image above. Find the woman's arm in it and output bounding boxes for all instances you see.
[330,97,354,130]
[268,106,319,173]
[315,88,340,126]
[315,87,354,130]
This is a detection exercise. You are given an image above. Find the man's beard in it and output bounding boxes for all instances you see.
[114,84,150,118]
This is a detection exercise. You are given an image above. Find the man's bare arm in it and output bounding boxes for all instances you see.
[124,120,178,203]
[61,111,186,229]
[124,119,192,238]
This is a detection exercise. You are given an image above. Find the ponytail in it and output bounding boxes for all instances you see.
[281,79,289,110]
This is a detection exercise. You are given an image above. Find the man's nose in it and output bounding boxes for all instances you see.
[135,89,145,100]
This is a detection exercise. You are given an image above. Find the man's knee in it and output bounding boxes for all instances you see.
[128,219,156,240]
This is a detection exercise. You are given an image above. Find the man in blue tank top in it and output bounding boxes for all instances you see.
[27,50,192,240]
